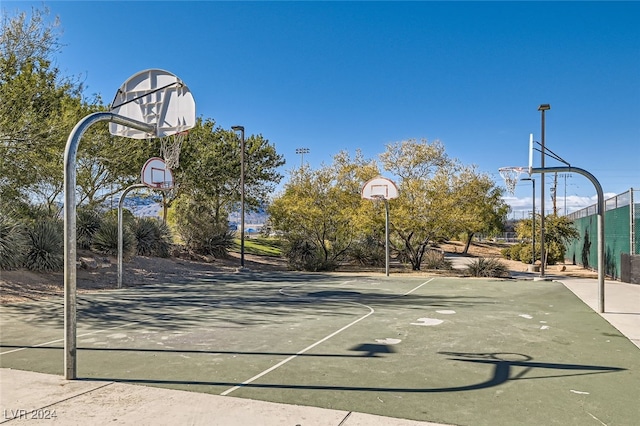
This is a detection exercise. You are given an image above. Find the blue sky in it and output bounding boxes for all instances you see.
[5,1,639,217]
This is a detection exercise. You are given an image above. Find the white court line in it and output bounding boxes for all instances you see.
[403,278,436,296]
[220,300,375,396]
[0,305,203,356]
[220,277,437,396]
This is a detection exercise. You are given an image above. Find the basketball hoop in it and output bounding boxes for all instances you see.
[361,176,399,201]
[160,130,188,170]
[499,167,527,195]
[153,181,175,191]
[141,157,174,191]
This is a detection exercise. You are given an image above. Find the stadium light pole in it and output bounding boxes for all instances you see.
[296,148,310,169]
[538,104,550,278]
[522,178,536,270]
[232,126,246,269]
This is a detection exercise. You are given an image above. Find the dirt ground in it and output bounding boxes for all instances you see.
[0,241,597,305]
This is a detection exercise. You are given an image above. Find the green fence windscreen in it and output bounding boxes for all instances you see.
[565,189,638,279]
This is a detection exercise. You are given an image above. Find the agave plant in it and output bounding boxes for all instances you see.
[464,257,510,278]
[92,217,136,260]
[76,207,103,250]
[0,214,28,270]
[133,217,173,257]
[24,219,64,272]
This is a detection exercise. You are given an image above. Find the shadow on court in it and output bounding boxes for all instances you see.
[0,272,492,329]
[2,273,639,425]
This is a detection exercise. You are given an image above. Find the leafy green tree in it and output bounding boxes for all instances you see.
[0,7,138,212]
[269,151,378,270]
[515,214,578,265]
[1,7,81,208]
[444,165,509,253]
[174,118,285,226]
[380,139,454,270]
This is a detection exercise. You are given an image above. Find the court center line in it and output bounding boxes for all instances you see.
[0,305,203,356]
[220,300,375,396]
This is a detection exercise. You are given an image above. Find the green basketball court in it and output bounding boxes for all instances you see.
[1,273,639,425]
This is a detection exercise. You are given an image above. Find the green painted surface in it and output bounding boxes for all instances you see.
[2,273,639,425]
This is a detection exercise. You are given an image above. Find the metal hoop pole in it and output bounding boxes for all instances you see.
[118,184,146,289]
[64,112,154,380]
[531,166,605,313]
[385,198,390,277]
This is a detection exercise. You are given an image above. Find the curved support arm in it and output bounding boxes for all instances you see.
[118,184,147,288]
[64,112,154,380]
[530,166,605,313]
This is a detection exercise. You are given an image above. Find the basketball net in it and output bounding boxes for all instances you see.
[499,167,527,195]
[370,194,386,209]
[160,131,188,170]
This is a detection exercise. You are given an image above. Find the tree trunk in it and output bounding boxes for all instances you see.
[462,233,474,254]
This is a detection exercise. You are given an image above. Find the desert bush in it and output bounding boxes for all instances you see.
[92,217,136,260]
[197,226,235,258]
[24,219,64,272]
[285,238,317,270]
[545,241,564,265]
[0,214,27,270]
[464,257,510,278]
[173,196,234,257]
[501,246,512,260]
[76,207,103,250]
[505,243,527,262]
[348,236,384,266]
[132,217,173,257]
[285,238,337,272]
[421,249,453,270]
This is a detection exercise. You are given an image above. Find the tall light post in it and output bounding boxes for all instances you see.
[295,148,309,169]
[538,104,550,278]
[522,177,536,271]
[231,125,246,269]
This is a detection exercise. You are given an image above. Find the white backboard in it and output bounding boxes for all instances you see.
[361,176,399,200]
[141,157,174,190]
[110,69,196,139]
[528,133,534,174]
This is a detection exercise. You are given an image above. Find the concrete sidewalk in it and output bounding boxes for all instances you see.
[2,275,638,425]
[558,277,640,349]
[0,367,448,425]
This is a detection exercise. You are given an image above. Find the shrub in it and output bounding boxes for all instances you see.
[284,238,338,271]
[76,207,103,250]
[0,214,27,270]
[508,243,527,262]
[464,257,510,278]
[285,238,317,270]
[197,225,235,257]
[132,217,173,257]
[519,246,534,265]
[545,241,564,265]
[500,246,512,260]
[421,249,453,270]
[173,197,234,257]
[24,219,64,272]
[92,217,136,260]
[348,236,384,266]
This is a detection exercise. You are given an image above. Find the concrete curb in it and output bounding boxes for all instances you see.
[0,368,449,425]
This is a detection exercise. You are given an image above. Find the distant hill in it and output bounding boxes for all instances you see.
[113,195,269,226]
